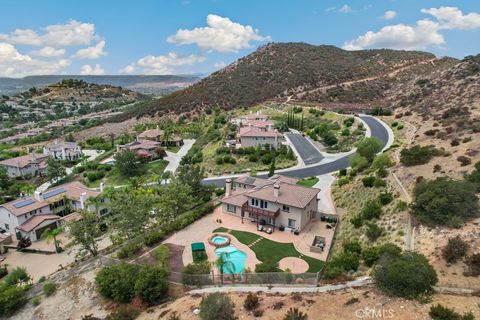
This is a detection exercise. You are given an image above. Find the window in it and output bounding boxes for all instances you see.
[255,199,259,206]
[227,204,236,213]
[99,208,108,216]
[251,198,255,205]
[4,224,9,231]
[282,205,290,212]
[288,219,296,228]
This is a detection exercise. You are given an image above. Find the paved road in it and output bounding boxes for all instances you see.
[285,133,323,165]
[202,116,389,187]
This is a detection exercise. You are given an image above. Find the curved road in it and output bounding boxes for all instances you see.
[202,116,390,187]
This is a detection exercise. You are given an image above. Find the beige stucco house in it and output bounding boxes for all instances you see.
[220,174,320,232]
[0,153,50,178]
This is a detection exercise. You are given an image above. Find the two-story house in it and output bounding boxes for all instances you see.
[0,153,50,178]
[43,140,82,161]
[220,174,320,232]
[0,181,108,241]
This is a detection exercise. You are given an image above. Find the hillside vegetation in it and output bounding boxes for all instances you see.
[119,43,445,119]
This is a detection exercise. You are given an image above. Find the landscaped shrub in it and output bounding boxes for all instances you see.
[373,178,387,188]
[143,230,165,246]
[3,267,30,286]
[373,252,437,299]
[429,304,474,320]
[0,266,7,279]
[350,215,363,228]
[337,177,349,186]
[357,137,382,162]
[349,154,369,171]
[255,260,281,273]
[412,177,479,227]
[193,250,208,263]
[214,188,225,196]
[338,168,347,176]
[365,223,383,241]
[117,239,144,259]
[442,236,468,263]
[362,176,375,187]
[244,292,259,311]
[152,245,170,269]
[400,145,442,166]
[32,296,41,306]
[361,200,382,220]
[327,251,360,276]
[182,261,212,287]
[199,292,236,320]
[261,153,273,165]
[0,284,29,316]
[42,282,57,296]
[343,240,362,255]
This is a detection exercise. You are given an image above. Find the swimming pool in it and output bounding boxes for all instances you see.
[215,244,247,274]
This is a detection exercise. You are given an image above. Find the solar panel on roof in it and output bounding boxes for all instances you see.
[43,187,66,199]
[13,198,35,208]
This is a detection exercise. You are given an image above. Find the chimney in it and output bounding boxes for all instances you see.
[100,182,105,193]
[80,192,88,209]
[225,178,232,197]
[34,190,43,201]
[273,183,280,198]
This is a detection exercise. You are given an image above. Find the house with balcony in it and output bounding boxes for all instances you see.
[0,153,50,178]
[43,139,82,161]
[0,181,108,242]
[220,174,320,232]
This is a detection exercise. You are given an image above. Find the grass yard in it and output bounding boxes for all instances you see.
[297,177,319,187]
[99,159,169,186]
[167,145,181,153]
[213,228,323,272]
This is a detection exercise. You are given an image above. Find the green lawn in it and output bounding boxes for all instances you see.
[213,228,324,273]
[167,145,181,153]
[100,159,169,186]
[297,177,319,187]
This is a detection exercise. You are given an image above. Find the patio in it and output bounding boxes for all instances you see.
[212,207,335,261]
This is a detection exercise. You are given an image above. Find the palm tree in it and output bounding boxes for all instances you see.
[283,308,308,320]
[41,227,63,253]
[160,170,172,185]
[163,127,173,147]
[215,252,236,285]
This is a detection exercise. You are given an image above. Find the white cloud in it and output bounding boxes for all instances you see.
[325,6,336,13]
[121,52,206,74]
[0,20,97,47]
[382,10,397,20]
[73,40,106,59]
[343,6,480,51]
[339,5,352,14]
[167,14,270,53]
[30,46,66,57]
[421,6,480,30]
[0,42,71,77]
[80,64,105,75]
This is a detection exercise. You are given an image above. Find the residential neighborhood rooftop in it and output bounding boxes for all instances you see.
[0,153,49,168]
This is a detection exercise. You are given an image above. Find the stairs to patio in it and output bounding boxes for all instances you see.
[248,237,264,248]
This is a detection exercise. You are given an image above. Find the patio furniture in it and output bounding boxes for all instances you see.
[293,230,299,235]
[279,225,285,232]
[257,225,264,232]
[265,227,273,234]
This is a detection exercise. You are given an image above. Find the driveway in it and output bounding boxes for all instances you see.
[285,133,323,165]
[202,115,391,187]
[164,139,195,174]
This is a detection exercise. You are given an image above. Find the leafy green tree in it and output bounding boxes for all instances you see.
[268,155,276,177]
[357,137,382,162]
[372,153,393,170]
[2,267,30,286]
[95,263,139,303]
[0,166,10,190]
[46,157,66,181]
[199,292,236,320]
[68,210,102,256]
[0,284,28,316]
[114,149,142,177]
[412,177,479,227]
[215,252,236,284]
[134,265,169,305]
[175,164,205,195]
[373,252,437,299]
[155,180,194,222]
[41,227,63,253]
[429,304,475,320]
[348,154,369,171]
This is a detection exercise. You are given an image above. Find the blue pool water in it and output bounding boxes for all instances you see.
[211,235,229,245]
[215,244,247,274]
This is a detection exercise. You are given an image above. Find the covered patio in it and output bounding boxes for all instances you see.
[240,201,280,231]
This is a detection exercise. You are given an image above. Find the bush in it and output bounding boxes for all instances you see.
[143,230,165,246]
[343,240,362,255]
[362,247,380,267]
[338,168,347,176]
[465,253,480,276]
[349,154,369,171]
[255,260,281,273]
[373,178,387,188]
[42,282,57,296]
[0,266,8,279]
[182,261,211,287]
[400,145,442,166]
[283,307,308,320]
[32,296,41,306]
[350,215,363,228]
[3,267,30,286]
[261,154,273,165]
[429,304,474,320]
[338,177,349,186]
[106,305,140,320]
[244,292,259,311]
[0,285,28,316]
[134,265,169,305]
[152,245,170,268]
[373,252,437,299]
[457,156,472,166]
[361,200,382,220]
[366,223,383,241]
[199,292,236,320]
[214,188,225,196]
[117,239,144,259]
[362,176,375,187]
[329,251,360,273]
[357,137,382,162]
[377,243,402,259]
[378,192,393,205]
[412,177,479,227]
[442,236,468,264]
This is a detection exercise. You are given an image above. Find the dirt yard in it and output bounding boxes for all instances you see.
[139,287,480,320]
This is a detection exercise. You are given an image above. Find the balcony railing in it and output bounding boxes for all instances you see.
[241,201,280,218]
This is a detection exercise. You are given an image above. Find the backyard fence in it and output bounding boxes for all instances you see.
[176,270,322,287]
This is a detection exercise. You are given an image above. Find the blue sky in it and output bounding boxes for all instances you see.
[0,0,479,77]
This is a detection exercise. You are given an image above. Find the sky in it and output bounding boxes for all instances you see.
[0,0,479,77]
